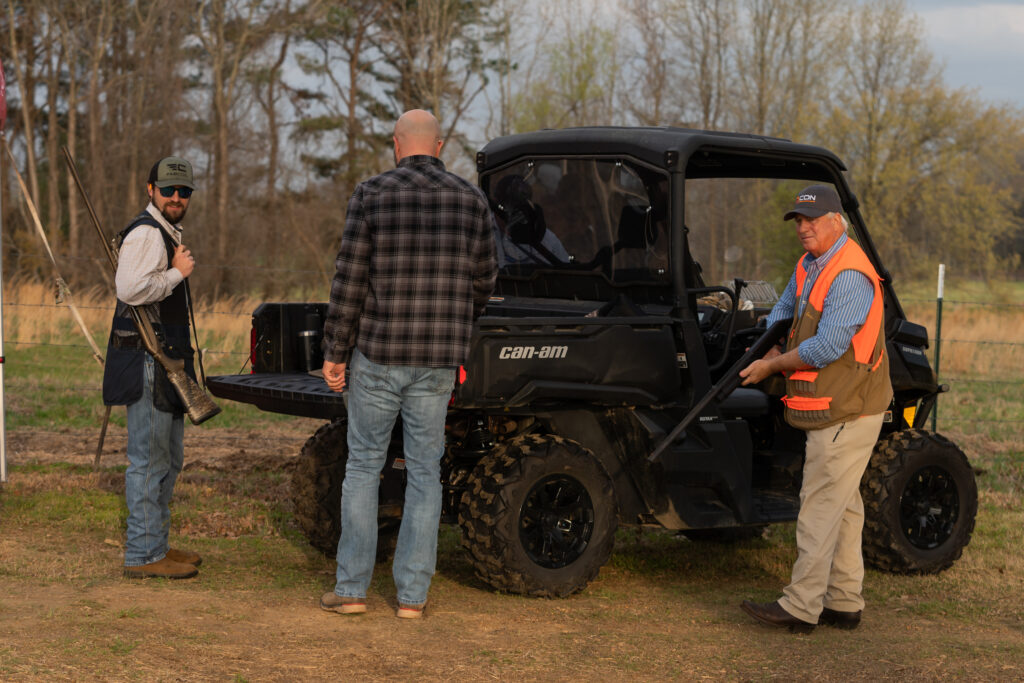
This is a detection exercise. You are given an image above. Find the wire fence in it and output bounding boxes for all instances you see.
[903,297,1024,309]
[2,295,1022,436]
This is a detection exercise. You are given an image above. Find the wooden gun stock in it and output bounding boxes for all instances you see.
[62,146,221,425]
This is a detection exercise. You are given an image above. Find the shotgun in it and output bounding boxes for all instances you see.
[648,317,792,463]
[62,146,221,425]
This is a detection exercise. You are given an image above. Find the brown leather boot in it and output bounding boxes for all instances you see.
[166,548,202,567]
[123,557,198,579]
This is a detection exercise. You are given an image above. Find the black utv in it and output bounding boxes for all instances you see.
[208,126,977,597]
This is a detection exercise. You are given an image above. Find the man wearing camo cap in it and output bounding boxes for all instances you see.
[104,157,203,579]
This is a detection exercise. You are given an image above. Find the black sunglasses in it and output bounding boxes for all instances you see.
[157,185,194,199]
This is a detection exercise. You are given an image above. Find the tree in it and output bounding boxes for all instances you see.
[191,0,281,291]
[666,0,734,130]
[292,1,391,188]
[621,0,683,127]
[377,0,502,155]
[507,0,621,132]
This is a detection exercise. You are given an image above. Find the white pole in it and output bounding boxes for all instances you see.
[1,60,8,483]
[0,138,7,484]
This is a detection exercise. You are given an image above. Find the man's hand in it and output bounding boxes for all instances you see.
[172,244,195,278]
[323,360,347,393]
[740,345,782,386]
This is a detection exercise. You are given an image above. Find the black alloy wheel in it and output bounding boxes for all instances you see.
[519,474,596,569]
[899,465,960,550]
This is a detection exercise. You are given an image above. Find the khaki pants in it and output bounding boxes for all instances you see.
[778,412,885,623]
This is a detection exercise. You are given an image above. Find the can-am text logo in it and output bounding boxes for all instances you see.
[498,345,568,360]
[796,194,816,203]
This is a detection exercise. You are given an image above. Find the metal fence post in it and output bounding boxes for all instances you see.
[932,263,944,432]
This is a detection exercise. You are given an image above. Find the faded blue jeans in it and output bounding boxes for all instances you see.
[124,354,185,567]
[333,348,455,607]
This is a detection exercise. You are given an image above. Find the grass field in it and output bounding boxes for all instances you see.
[0,278,1022,680]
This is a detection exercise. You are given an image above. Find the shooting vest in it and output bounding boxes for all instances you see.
[782,239,892,430]
[101,213,195,413]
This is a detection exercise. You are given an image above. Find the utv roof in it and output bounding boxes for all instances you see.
[477,126,848,183]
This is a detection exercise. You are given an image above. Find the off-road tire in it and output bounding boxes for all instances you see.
[861,429,977,574]
[290,419,401,561]
[458,434,617,597]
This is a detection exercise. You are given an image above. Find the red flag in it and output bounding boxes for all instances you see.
[0,58,6,132]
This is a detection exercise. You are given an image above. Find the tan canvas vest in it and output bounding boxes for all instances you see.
[782,239,893,430]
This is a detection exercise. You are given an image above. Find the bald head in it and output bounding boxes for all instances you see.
[393,109,443,162]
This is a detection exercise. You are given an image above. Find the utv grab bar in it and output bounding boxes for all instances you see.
[648,317,792,463]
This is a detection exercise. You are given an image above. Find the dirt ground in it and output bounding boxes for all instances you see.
[1,426,1022,681]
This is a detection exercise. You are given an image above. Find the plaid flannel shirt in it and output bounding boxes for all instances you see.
[323,155,498,368]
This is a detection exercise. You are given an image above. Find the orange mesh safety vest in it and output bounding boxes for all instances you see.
[782,238,893,430]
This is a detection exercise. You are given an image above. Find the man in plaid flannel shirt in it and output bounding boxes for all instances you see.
[319,109,497,619]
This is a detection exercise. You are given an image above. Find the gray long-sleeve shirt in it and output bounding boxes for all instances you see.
[115,203,184,306]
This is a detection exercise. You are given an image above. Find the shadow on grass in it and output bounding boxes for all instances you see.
[607,526,792,585]
[24,460,794,597]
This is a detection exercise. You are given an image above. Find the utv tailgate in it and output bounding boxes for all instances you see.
[207,372,344,420]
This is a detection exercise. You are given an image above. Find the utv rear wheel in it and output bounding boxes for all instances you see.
[861,429,977,574]
[458,434,617,597]
[291,419,402,561]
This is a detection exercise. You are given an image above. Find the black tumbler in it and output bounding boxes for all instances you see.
[298,312,323,372]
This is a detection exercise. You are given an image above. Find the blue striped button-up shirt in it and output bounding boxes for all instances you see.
[766,233,875,368]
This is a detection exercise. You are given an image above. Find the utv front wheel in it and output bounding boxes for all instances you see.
[458,434,617,597]
[861,429,977,574]
[291,419,403,560]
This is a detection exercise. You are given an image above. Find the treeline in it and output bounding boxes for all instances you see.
[1,0,1021,300]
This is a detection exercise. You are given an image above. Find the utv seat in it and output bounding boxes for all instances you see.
[718,387,771,418]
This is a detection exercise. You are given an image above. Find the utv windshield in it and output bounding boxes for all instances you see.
[484,159,670,283]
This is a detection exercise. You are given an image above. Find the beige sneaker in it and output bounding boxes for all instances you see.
[123,557,198,580]
[396,602,425,619]
[166,548,202,567]
[320,592,367,614]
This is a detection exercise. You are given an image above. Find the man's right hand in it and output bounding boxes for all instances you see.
[323,360,347,392]
[172,244,195,278]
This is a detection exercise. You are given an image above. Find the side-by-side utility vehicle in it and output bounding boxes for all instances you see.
[208,127,976,597]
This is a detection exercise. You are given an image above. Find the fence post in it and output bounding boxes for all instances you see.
[932,263,944,432]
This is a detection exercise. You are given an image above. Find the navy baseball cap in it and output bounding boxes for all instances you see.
[783,184,842,221]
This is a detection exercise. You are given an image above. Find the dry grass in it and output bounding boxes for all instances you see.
[4,279,260,374]
[7,278,1021,379]
[1,278,1022,681]
[902,298,1024,378]
[1,448,1021,681]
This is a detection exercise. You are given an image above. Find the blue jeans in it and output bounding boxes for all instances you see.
[334,348,455,607]
[124,354,185,567]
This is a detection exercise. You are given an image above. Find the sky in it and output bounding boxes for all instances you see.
[905,0,1024,109]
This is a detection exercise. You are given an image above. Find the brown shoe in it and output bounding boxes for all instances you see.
[166,548,202,567]
[396,602,426,619]
[740,600,815,634]
[124,557,198,580]
[819,607,861,630]
[320,592,367,615]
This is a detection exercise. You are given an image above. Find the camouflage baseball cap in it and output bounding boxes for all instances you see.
[148,156,195,189]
